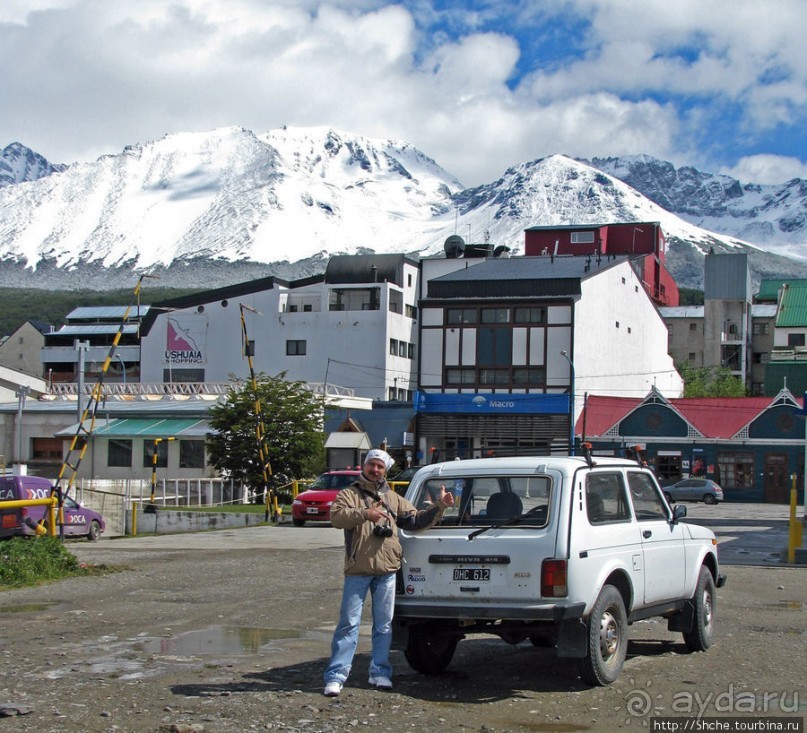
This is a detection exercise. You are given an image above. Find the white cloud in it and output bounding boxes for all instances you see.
[721,155,807,185]
[1,0,805,186]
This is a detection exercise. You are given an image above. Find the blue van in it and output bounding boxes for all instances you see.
[0,475,105,541]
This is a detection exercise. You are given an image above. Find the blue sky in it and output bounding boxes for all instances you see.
[2,0,806,186]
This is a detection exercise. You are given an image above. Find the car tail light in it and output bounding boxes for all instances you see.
[541,559,568,597]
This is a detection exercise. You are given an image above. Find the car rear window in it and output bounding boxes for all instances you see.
[412,475,551,527]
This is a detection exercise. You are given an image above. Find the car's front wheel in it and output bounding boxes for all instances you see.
[683,566,716,651]
[703,494,717,505]
[87,520,101,542]
[577,585,628,686]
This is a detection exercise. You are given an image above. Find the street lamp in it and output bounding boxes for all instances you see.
[116,353,126,384]
[560,350,575,456]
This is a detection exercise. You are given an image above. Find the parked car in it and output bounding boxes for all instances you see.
[0,475,105,541]
[663,478,724,505]
[291,469,362,527]
[393,453,726,686]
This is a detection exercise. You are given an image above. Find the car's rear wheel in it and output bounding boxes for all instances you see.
[404,623,458,674]
[577,585,628,686]
[87,520,101,542]
[703,494,717,505]
[292,518,305,527]
[683,566,716,651]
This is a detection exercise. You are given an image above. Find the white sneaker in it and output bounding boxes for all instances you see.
[323,681,342,697]
[368,675,392,690]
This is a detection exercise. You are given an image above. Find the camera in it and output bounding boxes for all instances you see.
[372,523,393,538]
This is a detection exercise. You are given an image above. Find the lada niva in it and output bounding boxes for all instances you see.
[393,449,726,685]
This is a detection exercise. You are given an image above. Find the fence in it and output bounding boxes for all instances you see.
[72,478,247,536]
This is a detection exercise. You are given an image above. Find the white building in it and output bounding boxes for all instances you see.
[138,254,419,402]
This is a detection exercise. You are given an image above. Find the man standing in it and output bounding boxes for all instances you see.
[323,449,454,697]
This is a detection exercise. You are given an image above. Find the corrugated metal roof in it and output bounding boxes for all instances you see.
[56,418,209,438]
[775,283,807,327]
[756,279,806,302]
[658,306,704,318]
[67,306,150,319]
[51,324,141,336]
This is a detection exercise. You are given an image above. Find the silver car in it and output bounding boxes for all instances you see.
[663,478,724,505]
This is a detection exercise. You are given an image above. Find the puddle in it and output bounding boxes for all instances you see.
[0,602,57,613]
[138,625,301,655]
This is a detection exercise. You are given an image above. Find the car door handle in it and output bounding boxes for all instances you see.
[643,530,652,538]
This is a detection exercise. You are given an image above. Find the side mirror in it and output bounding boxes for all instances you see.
[672,504,687,522]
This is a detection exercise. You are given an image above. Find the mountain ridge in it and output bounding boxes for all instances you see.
[1,127,806,292]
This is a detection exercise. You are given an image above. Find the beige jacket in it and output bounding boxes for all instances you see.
[330,476,445,576]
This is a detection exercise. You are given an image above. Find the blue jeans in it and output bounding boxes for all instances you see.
[324,572,396,685]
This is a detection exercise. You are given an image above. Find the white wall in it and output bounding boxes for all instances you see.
[574,261,683,411]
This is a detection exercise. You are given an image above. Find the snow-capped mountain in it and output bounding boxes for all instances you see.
[586,155,807,261]
[1,128,806,291]
[0,142,67,187]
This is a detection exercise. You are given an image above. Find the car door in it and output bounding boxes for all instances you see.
[60,496,87,537]
[627,471,686,605]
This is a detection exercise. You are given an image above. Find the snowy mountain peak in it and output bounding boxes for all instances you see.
[0,128,806,290]
[0,142,67,187]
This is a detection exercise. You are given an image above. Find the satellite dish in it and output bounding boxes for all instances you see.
[444,234,465,258]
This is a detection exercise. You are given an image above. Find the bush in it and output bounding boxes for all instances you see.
[0,537,82,588]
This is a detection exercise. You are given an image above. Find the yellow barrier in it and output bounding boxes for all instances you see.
[0,496,58,537]
[788,474,803,564]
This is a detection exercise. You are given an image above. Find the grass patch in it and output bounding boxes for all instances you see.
[0,537,118,590]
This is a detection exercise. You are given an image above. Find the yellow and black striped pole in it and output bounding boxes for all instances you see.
[239,304,276,522]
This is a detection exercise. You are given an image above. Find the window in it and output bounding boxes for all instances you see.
[303,304,312,312]
[514,307,544,324]
[446,308,477,325]
[389,290,403,314]
[143,440,168,468]
[398,341,407,357]
[286,340,306,356]
[405,304,417,319]
[788,333,805,347]
[688,352,696,360]
[108,439,132,468]
[571,231,595,244]
[513,367,545,385]
[446,368,476,385]
[31,437,62,461]
[717,452,754,490]
[689,323,698,331]
[390,339,398,356]
[329,288,379,312]
[627,472,668,520]
[481,308,509,324]
[753,322,770,335]
[179,440,205,468]
[407,343,415,359]
[479,368,510,385]
[477,327,512,366]
[288,304,298,312]
[585,473,631,524]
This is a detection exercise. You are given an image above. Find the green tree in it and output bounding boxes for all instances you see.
[207,372,326,501]
[677,363,747,397]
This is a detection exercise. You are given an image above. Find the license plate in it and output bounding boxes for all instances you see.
[306,507,320,514]
[453,568,490,581]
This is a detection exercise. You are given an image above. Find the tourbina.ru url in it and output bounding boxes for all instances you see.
[651,717,804,733]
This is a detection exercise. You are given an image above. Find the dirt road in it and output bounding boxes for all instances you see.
[0,522,804,733]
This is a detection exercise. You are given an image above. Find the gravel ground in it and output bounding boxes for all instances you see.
[0,528,804,733]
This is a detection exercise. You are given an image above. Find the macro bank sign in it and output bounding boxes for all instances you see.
[414,392,569,415]
[164,315,207,365]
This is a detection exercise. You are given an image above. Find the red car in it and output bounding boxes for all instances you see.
[291,470,361,527]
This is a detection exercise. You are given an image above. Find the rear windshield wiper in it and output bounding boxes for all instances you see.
[467,515,522,540]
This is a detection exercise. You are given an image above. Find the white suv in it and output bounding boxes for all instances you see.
[393,452,726,685]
